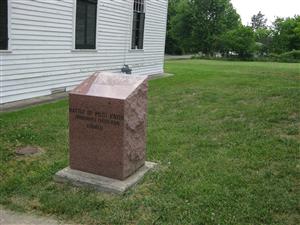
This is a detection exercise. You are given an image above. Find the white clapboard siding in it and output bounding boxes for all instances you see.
[0,0,168,104]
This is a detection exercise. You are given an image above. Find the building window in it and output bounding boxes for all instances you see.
[0,0,8,50]
[131,0,145,50]
[75,0,97,49]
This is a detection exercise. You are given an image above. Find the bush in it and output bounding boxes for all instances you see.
[268,50,300,62]
[279,50,300,60]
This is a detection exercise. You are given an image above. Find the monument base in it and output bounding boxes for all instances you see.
[54,162,157,194]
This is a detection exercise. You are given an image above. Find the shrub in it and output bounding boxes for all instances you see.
[279,50,300,60]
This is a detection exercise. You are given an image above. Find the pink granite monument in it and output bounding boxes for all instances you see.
[55,72,157,193]
[68,72,148,181]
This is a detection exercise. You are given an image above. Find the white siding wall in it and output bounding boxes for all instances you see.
[0,0,168,104]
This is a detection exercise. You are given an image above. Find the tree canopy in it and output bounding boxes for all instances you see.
[271,16,300,53]
[221,26,256,57]
[251,11,268,30]
[168,0,241,54]
[165,1,300,59]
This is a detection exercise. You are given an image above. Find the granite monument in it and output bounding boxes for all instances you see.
[55,72,156,193]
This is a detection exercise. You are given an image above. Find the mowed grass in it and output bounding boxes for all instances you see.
[0,60,299,224]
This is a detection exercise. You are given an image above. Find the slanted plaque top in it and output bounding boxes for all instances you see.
[71,72,148,99]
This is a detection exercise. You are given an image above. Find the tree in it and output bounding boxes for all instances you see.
[165,0,183,54]
[255,28,272,55]
[169,0,194,53]
[221,26,256,58]
[190,0,241,54]
[271,15,300,53]
[165,0,241,55]
[251,11,267,30]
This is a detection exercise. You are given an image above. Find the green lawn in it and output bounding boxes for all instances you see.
[1,60,299,225]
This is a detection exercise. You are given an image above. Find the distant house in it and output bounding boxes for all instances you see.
[0,0,168,104]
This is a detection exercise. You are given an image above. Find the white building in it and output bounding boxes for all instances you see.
[0,0,168,104]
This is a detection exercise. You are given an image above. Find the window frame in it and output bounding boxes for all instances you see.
[72,0,98,51]
[130,0,146,51]
[0,0,11,53]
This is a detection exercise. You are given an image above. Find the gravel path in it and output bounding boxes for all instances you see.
[0,207,63,225]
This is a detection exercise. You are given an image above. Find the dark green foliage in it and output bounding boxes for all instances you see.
[271,16,300,53]
[166,0,300,59]
[169,0,194,54]
[1,60,300,224]
[269,50,300,62]
[255,28,273,55]
[190,0,241,54]
[279,49,300,59]
[220,26,256,57]
[166,0,241,54]
[165,0,183,55]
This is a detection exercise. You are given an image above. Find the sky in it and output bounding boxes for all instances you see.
[230,0,300,26]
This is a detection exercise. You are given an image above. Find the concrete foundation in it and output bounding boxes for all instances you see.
[54,161,157,194]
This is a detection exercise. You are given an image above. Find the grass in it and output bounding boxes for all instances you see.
[1,60,300,224]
